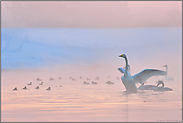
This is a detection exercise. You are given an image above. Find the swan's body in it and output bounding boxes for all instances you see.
[118,54,167,92]
[137,83,158,90]
[153,80,173,91]
[163,65,174,81]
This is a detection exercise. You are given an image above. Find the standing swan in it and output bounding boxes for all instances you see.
[118,54,167,92]
[163,65,174,81]
[118,54,137,92]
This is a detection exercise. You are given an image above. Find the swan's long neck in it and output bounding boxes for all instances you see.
[124,57,128,75]
[165,66,168,77]
[160,82,164,88]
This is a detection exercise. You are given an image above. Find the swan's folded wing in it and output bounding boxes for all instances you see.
[132,69,167,84]
[117,67,126,73]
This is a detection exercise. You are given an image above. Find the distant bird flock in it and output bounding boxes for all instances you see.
[13,75,118,91]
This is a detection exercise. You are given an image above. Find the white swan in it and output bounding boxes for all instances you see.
[163,65,174,81]
[153,80,173,91]
[118,54,167,92]
[137,82,158,90]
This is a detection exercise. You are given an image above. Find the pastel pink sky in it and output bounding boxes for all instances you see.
[1,1,182,28]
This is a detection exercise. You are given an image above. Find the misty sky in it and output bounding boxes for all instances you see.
[1,1,182,28]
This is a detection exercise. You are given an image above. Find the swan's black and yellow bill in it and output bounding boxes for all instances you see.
[119,54,123,57]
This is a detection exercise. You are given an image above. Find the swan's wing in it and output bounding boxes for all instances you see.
[132,69,167,84]
[117,67,126,73]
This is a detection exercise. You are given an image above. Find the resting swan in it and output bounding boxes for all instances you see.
[163,65,174,81]
[118,54,167,92]
[153,80,173,91]
[137,82,158,90]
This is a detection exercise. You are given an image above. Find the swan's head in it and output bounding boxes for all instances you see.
[157,80,164,86]
[119,54,126,58]
[163,65,168,67]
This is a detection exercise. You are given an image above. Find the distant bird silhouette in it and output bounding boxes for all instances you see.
[116,77,119,79]
[27,82,32,85]
[58,77,62,79]
[106,81,114,85]
[107,75,110,78]
[79,76,82,79]
[39,82,43,85]
[72,78,77,81]
[95,76,99,80]
[60,85,62,87]
[50,78,55,81]
[35,86,39,89]
[13,87,18,91]
[37,78,42,81]
[23,86,27,90]
[46,87,51,90]
[86,78,90,80]
[84,81,89,85]
[92,81,97,84]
